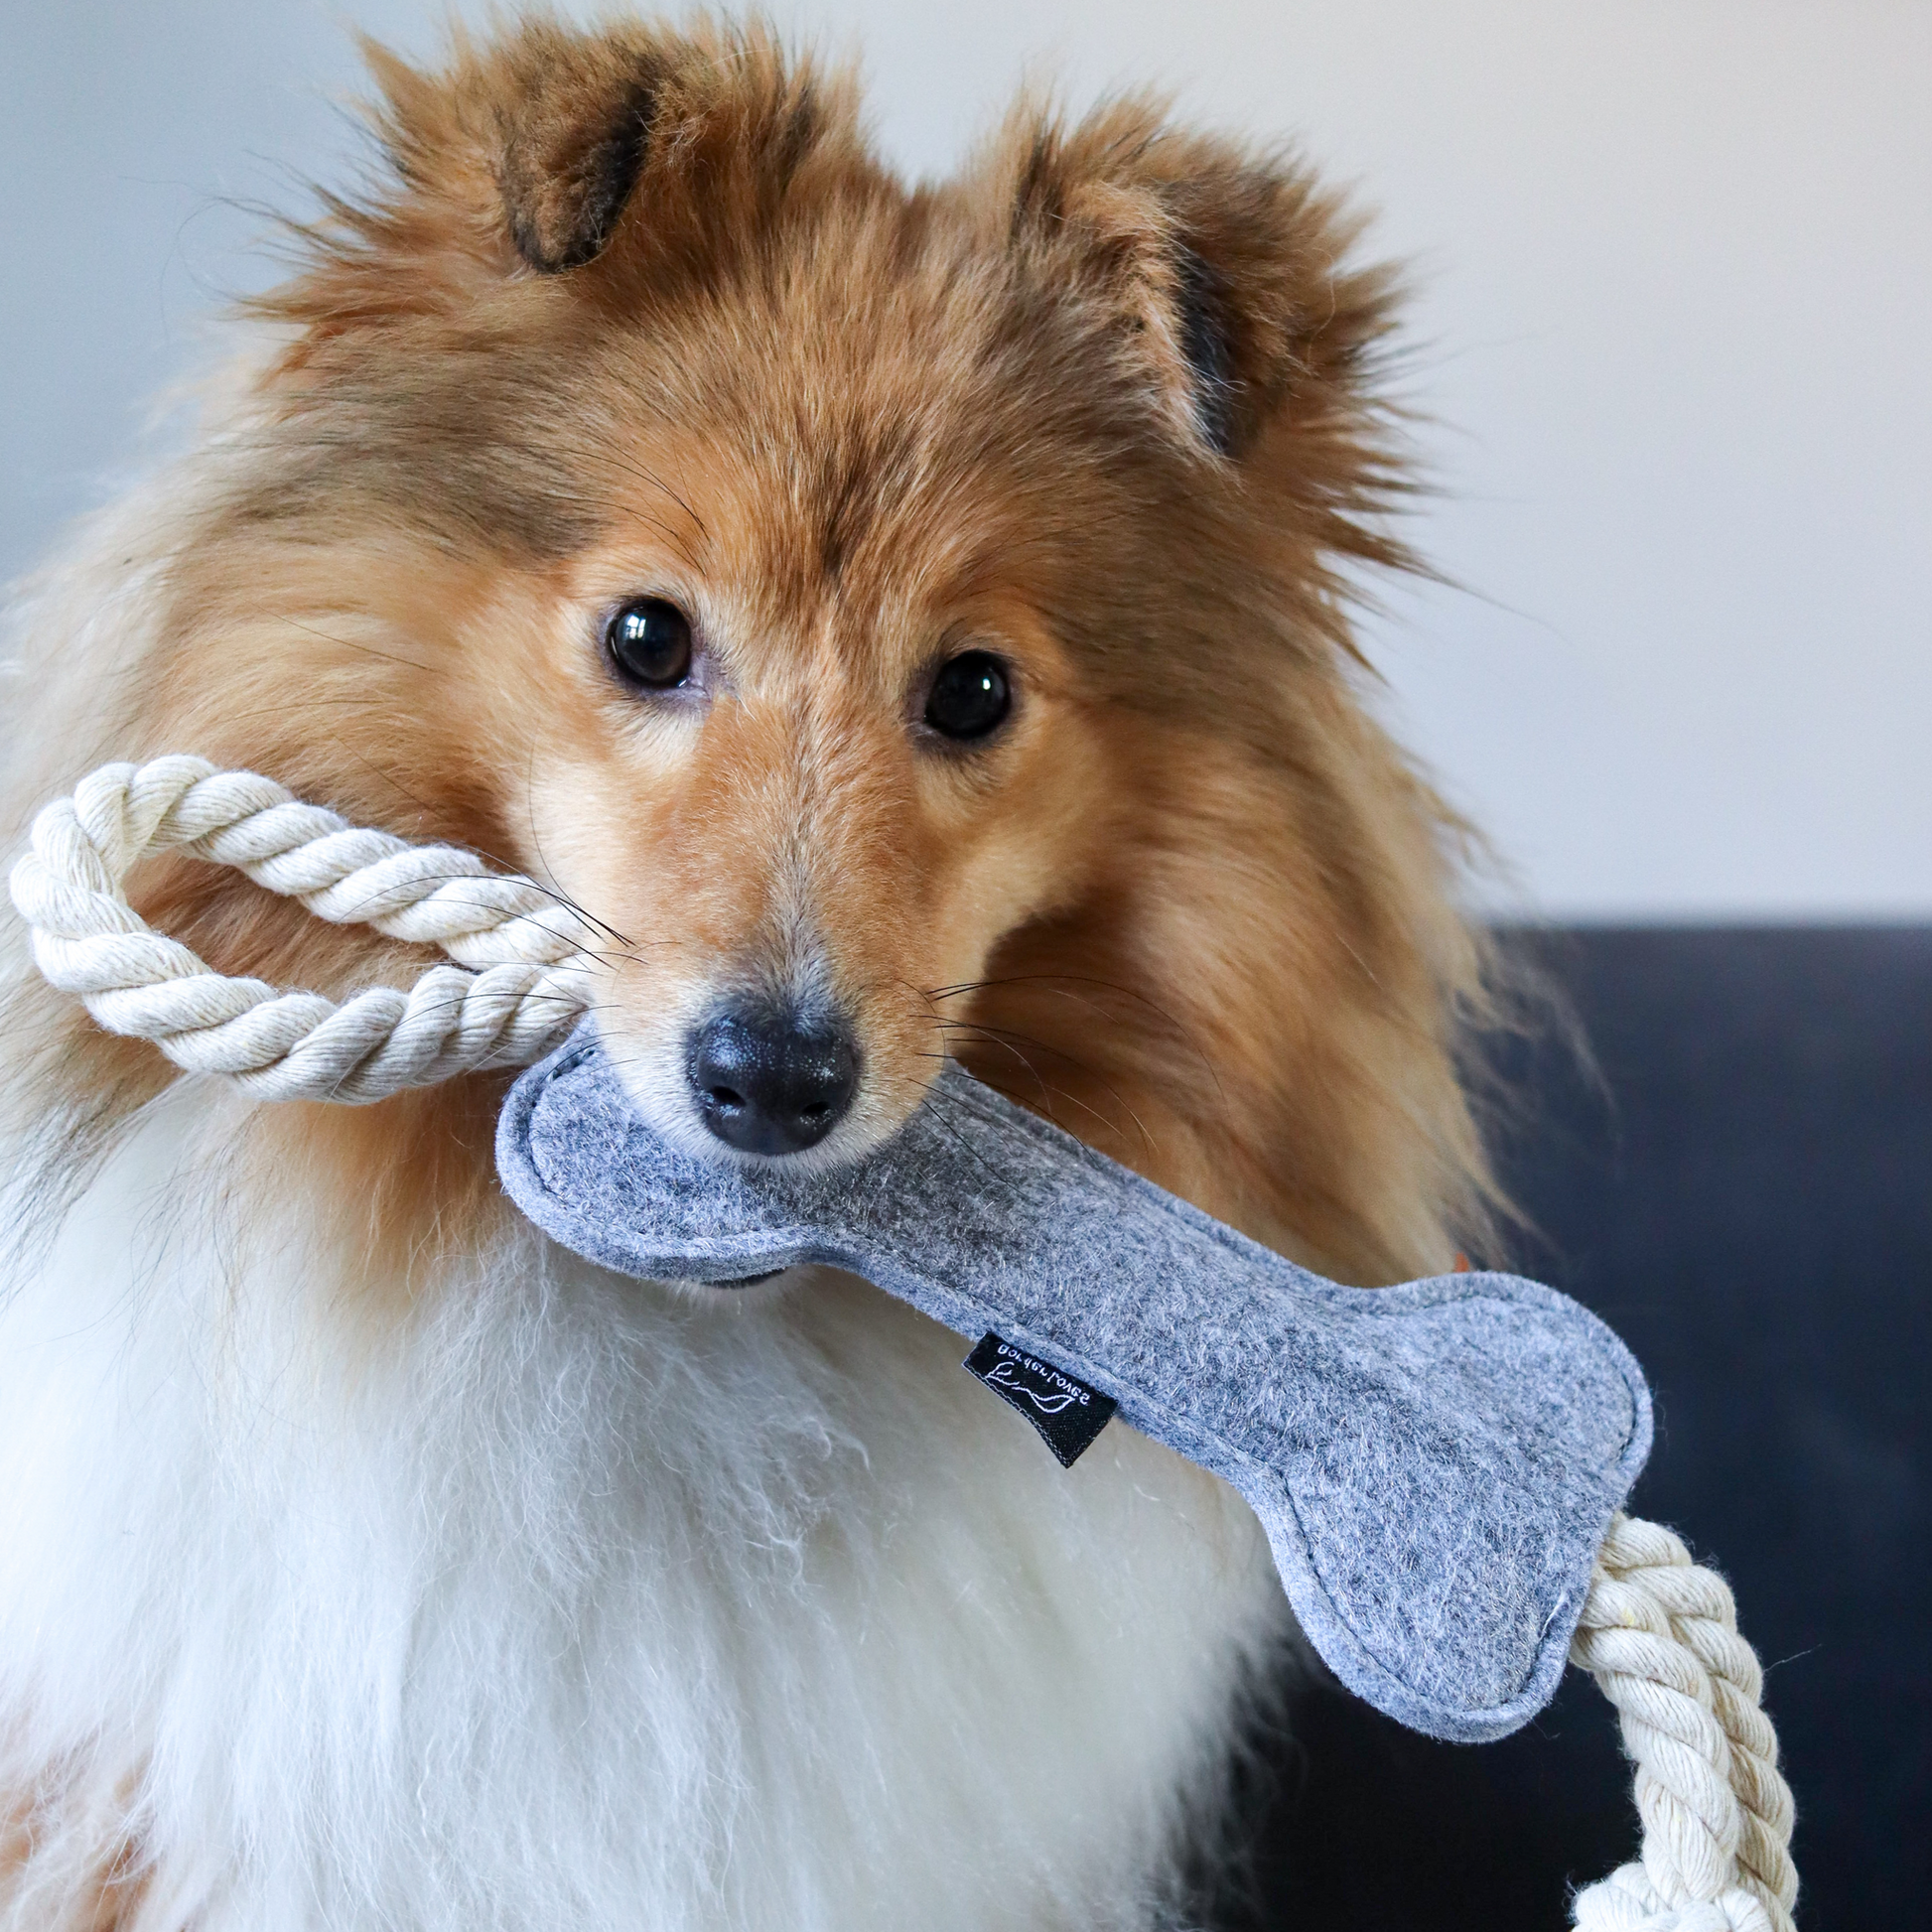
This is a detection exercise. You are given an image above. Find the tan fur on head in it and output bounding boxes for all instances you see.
[8,10,1496,1293]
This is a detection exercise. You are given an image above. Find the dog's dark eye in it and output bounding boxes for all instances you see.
[606,598,694,689]
[924,652,1012,741]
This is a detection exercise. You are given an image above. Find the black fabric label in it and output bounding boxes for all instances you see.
[963,1332,1117,1467]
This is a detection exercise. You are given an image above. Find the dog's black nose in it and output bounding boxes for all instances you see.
[687,1002,860,1156]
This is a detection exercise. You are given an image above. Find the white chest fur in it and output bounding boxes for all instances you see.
[0,1093,1283,1932]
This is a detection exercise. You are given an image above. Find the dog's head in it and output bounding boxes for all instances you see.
[112,19,1484,1275]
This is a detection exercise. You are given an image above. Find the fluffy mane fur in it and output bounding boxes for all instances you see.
[0,15,1500,1928]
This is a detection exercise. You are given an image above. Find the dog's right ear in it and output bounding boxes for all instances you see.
[481,31,658,275]
[261,21,847,345]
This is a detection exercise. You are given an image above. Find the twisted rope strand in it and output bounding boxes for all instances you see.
[1572,1515,1798,1932]
[8,756,594,1102]
[9,761,1802,1923]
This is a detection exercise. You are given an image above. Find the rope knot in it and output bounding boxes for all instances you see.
[1570,1517,1798,1931]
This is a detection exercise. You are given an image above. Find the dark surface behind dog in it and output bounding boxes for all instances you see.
[1220,926,1931,1930]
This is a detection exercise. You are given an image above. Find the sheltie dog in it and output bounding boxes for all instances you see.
[0,15,1500,1929]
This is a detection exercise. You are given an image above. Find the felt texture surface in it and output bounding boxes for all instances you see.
[496,1023,1651,1744]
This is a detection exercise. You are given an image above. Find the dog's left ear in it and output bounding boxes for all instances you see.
[989,100,1392,462]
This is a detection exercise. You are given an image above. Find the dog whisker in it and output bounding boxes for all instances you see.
[599,451,711,546]
[927,1019,1158,1156]
[927,974,1225,1116]
[515,741,634,949]
[903,1085,1003,1188]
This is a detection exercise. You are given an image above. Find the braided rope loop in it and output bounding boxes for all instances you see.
[1572,1516,1798,1932]
[8,757,593,1102]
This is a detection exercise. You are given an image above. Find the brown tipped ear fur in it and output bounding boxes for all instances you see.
[256,17,862,343]
[489,25,661,272]
[985,96,1399,463]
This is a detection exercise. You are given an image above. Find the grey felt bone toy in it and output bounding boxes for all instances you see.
[498,1020,1652,1746]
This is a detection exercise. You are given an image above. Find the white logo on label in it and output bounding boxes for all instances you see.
[986,1358,1078,1414]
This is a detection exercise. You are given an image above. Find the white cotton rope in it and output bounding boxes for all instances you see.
[8,759,1800,1923]
[7,755,594,1102]
[1569,1515,1798,1932]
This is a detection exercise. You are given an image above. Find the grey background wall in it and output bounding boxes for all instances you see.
[4,0,1927,918]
